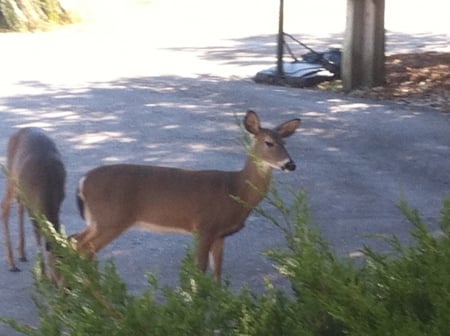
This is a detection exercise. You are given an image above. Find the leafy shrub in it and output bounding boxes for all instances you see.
[1,189,450,335]
[0,0,74,31]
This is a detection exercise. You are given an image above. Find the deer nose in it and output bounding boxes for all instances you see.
[283,160,296,171]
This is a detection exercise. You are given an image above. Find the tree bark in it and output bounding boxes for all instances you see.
[342,0,385,91]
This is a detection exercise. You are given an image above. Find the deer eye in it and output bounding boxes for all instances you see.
[265,140,274,148]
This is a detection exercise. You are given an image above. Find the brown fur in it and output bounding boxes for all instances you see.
[74,110,300,282]
[1,128,65,276]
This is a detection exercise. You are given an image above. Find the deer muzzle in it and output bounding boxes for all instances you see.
[282,160,296,171]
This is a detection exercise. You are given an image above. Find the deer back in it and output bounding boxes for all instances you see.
[78,164,251,234]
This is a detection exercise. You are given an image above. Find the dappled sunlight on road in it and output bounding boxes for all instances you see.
[0,3,449,335]
[71,131,136,149]
[6,110,79,130]
[330,102,373,113]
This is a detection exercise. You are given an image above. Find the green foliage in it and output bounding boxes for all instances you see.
[358,199,450,335]
[38,0,70,24]
[1,189,450,335]
[0,0,74,31]
[0,0,26,31]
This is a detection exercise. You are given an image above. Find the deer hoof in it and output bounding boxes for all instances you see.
[9,266,21,272]
[19,256,28,262]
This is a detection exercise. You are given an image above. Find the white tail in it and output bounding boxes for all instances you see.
[74,110,300,281]
[1,128,66,273]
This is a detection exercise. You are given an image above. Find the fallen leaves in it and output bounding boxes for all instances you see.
[355,52,450,112]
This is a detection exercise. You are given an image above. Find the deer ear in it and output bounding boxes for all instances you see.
[244,110,261,135]
[275,118,301,138]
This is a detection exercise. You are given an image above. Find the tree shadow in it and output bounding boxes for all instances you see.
[161,30,448,72]
[386,31,450,54]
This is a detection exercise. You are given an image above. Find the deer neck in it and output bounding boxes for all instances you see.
[235,156,272,208]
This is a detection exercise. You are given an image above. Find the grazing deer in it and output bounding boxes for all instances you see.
[1,128,66,275]
[74,110,300,281]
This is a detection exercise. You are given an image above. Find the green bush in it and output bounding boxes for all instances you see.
[0,0,74,31]
[2,189,450,335]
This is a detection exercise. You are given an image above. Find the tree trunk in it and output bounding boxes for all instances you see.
[342,0,385,91]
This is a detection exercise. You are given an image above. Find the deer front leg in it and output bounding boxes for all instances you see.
[197,234,225,283]
[197,233,213,274]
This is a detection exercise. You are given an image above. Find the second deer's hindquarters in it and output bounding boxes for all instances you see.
[1,127,66,274]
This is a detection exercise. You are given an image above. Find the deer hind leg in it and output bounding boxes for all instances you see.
[18,203,28,262]
[74,222,128,256]
[1,184,19,272]
[72,226,98,255]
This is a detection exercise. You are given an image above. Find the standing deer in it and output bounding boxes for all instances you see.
[74,110,300,281]
[1,128,66,275]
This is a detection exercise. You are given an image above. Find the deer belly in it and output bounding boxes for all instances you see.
[133,221,191,234]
